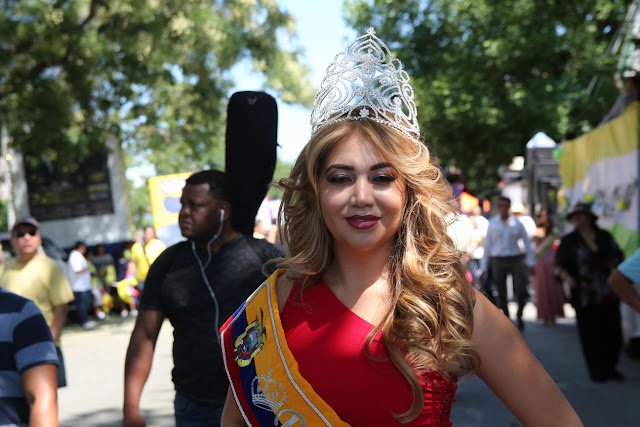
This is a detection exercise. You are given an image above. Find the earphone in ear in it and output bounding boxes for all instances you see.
[219,208,225,222]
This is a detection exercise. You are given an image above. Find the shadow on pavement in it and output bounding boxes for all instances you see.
[60,408,175,427]
[451,310,640,427]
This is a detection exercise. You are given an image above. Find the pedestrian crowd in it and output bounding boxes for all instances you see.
[467,196,640,384]
[2,27,640,427]
[0,216,170,426]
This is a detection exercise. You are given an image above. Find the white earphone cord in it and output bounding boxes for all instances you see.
[191,208,224,344]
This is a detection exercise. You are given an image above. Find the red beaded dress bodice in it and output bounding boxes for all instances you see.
[281,279,458,427]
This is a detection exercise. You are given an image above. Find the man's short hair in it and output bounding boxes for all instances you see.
[498,196,511,206]
[73,241,86,250]
[185,170,231,201]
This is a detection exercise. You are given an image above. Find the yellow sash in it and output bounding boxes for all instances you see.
[220,269,350,426]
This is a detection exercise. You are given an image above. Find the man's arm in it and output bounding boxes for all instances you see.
[122,309,164,427]
[21,364,58,427]
[608,269,640,314]
[49,304,68,343]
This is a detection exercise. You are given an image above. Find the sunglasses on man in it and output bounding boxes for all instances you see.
[15,229,38,238]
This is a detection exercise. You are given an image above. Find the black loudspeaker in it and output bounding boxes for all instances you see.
[225,91,278,236]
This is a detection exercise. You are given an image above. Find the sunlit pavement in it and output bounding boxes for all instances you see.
[58,316,176,427]
[57,302,640,427]
[452,302,640,427]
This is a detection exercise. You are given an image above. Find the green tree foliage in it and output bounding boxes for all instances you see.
[0,198,8,232]
[126,177,153,230]
[0,0,315,174]
[267,156,292,199]
[344,0,633,192]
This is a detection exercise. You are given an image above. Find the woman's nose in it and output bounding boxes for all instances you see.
[351,179,374,207]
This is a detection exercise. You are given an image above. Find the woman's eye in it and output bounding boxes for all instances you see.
[327,175,351,183]
[373,174,395,183]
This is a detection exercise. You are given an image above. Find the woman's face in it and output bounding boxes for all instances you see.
[570,212,591,230]
[318,133,406,255]
[537,210,549,227]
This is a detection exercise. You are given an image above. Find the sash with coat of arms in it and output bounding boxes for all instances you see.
[220,269,350,427]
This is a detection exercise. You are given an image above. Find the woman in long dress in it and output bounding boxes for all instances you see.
[533,210,565,325]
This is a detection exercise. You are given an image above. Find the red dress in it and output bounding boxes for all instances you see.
[534,233,565,320]
[281,279,457,427]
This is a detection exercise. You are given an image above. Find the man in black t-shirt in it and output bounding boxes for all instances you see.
[122,170,282,427]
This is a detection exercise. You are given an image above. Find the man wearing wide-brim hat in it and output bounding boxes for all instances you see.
[0,216,74,387]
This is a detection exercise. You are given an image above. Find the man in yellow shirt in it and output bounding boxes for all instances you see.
[130,226,165,292]
[0,216,74,387]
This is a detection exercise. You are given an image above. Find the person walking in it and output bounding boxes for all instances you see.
[481,196,536,330]
[0,216,74,388]
[532,209,565,325]
[92,243,116,288]
[129,226,165,293]
[68,241,96,329]
[122,170,283,427]
[556,202,624,382]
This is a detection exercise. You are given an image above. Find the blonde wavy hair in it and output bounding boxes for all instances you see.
[275,118,479,423]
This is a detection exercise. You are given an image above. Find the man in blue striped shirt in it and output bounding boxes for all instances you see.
[0,288,59,426]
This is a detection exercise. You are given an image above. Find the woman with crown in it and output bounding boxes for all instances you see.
[219,28,581,427]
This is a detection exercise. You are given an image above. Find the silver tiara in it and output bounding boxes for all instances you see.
[310,27,420,140]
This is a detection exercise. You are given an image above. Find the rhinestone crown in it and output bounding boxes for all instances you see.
[310,27,420,141]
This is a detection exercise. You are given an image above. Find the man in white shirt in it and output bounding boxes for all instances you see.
[481,196,535,330]
[68,241,95,330]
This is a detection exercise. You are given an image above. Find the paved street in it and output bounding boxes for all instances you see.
[58,303,640,427]
[58,316,175,427]
[451,304,640,427]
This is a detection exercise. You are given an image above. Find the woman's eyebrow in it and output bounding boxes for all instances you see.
[325,162,392,172]
[325,164,354,172]
[371,162,392,171]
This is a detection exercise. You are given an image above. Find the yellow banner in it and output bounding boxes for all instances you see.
[560,102,639,188]
[559,102,640,255]
[148,172,191,230]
